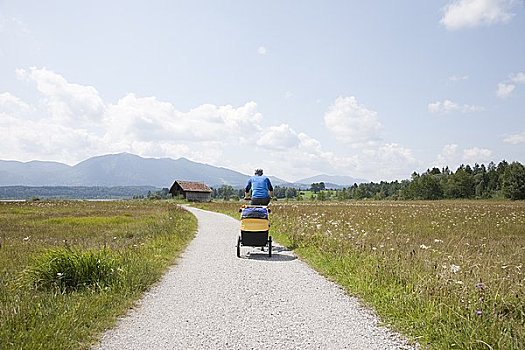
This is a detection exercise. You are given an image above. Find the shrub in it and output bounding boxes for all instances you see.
[21,248,120,292]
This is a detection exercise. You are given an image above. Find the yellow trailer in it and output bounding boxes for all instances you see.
[237,205,272,258]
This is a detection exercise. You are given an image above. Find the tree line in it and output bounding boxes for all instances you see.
[328,161,524,200]
[211,160,525,201]
[0,186,159,200]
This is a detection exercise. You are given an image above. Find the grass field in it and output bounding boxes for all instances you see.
[0,200,197,350]
[196,200,525,350]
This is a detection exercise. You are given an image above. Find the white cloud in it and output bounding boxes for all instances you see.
[0,92,32,114]
[6,68,325,176]
[496,72,525,98]
[435,144,493,169]
[504,131,525,144]
[428,99,484,113]
[17,67,105,127]
[253,126,340,179]
[1,67,419,182]
[463,104,485,113]
[104,94,263,147]
[256,124,300,150]
[324,96,382,147]
[449,75,469,81]
[1,67,267,165]
[15,68,26,79]
[511,72,525,83]
[359,143,417,180]
[441,0,520,30]
[257,46,267,55]
[2,67,498,183]
[463,147,493,163]
[103,96,265,163]
[257,130,417,181]
[437,144,460,166]
[428,100,459,113]
[0,112,101,163]
[497,82,516,98]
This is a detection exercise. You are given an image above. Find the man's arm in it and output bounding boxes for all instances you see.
[266,178,274,198]
[245,178,252,198]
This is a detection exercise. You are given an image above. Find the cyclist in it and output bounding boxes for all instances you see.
[245,168,273,205]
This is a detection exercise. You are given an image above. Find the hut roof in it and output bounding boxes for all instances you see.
[174,180,212,193]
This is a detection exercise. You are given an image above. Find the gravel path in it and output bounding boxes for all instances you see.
[94,206,417,350]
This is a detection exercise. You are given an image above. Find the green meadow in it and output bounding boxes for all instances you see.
[197,200,525,350]
[3,198,523,349]
[0,200,196,350]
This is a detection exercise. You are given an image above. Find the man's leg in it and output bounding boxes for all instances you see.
[250,197,270,205]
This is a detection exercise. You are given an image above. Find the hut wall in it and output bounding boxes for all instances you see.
[185,192,211,202]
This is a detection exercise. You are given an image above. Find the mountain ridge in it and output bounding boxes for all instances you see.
[0,153,275,188]
[0,153,367,189]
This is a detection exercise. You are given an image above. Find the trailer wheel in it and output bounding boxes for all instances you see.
[236,236,241,258]
[268,236,272,257]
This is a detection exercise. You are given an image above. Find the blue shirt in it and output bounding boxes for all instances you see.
[245,175,273,198]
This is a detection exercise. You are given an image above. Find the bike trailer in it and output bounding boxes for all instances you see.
[237,206,272,257]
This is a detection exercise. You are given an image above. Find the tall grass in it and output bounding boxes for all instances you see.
[19,248,119,292]
[197,200,525,349]
[0,200,197,350]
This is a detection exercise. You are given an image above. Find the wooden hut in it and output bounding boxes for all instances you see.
[169,180,212,202]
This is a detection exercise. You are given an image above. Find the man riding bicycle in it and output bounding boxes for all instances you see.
[245,168,273,205]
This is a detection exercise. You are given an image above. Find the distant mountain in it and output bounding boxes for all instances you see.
[0,153,367,190]
[0,160,72,186]
[0,153,291,189]
[294,174,367,189]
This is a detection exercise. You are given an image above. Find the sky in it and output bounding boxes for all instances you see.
[0,0,524,182]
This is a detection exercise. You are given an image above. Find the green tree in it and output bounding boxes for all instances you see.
[353,184,369,199]
[310,182,325,193]
[217,185,236,201]
[285,187,297,199]
[273,186,286,198]
[485,161,499,195]
[418,174,443,199]
[445,165,475,199]
[501,162,525,200]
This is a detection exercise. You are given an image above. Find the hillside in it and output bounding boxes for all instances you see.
[0,153,289,189]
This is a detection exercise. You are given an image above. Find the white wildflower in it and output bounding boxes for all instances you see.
[450,264,461,274]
